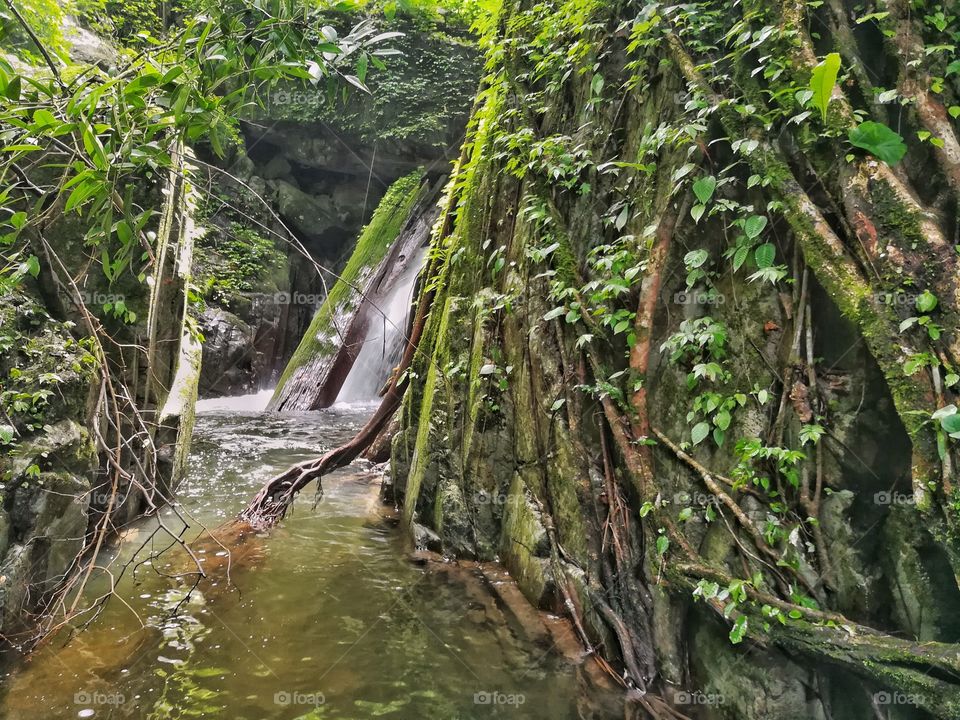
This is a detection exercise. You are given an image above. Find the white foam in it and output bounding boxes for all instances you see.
[195,389,274,413]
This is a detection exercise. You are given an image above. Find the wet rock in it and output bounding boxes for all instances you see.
[689,613,828,720]
[64,19,117,66]
[820,490,873,615]
[273,180,340,249]
[261,155,294,182]
[412,522,443,553]
[197,307,260,396]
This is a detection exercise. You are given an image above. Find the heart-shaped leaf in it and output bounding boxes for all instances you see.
[941,414,960,434]
[693,176,717,204]
[849,122,907,165]
[715,410,731,431]
[744,215,768,239]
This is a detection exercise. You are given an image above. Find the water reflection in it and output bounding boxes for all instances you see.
[0,401,596,719]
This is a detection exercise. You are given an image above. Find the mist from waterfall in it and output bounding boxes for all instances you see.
[334,247,429,404]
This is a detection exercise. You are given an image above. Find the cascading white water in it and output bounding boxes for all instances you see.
[335,247,429,404]
[195,389,275,413]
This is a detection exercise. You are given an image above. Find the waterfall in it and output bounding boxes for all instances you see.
[334,247,428,404]
[195,389,274,413]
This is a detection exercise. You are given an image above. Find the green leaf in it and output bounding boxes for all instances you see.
[732,245,749,271]
[591,73,604,96]
[932,404,957,421]
[684,249,709,268]
[24,255,39,278]
[744,215,767,239]
[729,615,748,644]
[941,415,960,434]
[615,205,630,230]
[754,243,776,269]
[809,53,841,122]
[356,53,369,84]
[915,290,938,313]
[0,425,13,444]
[848,122,907,165]
[693,175,717,204]
[856,11,890,24]
[343,74,370,93]
[903,356,923,375]
[691,204,706,223]
[691,421,710,446]
[715,410,731,431]
[5,75,21,101]
[656,535,669,556]
[31,108,57,128]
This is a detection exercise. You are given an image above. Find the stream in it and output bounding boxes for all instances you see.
[0,395,602,719]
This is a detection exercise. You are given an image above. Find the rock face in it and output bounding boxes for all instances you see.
[0,151,201,653]
[0,295,97,639]
[387,0,960,717]
[64,18,117,66]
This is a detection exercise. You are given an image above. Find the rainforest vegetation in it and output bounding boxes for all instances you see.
[1,0,960,718]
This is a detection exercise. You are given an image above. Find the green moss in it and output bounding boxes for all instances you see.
[272,169,426,396]
[261,13,481,150]
[401,292,453,528]
[0,292,98,442]
[869,179,933,257]
[499,472,550,603]
[193,222,285,302]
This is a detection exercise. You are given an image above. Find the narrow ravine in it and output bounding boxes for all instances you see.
[0,398,599,719]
